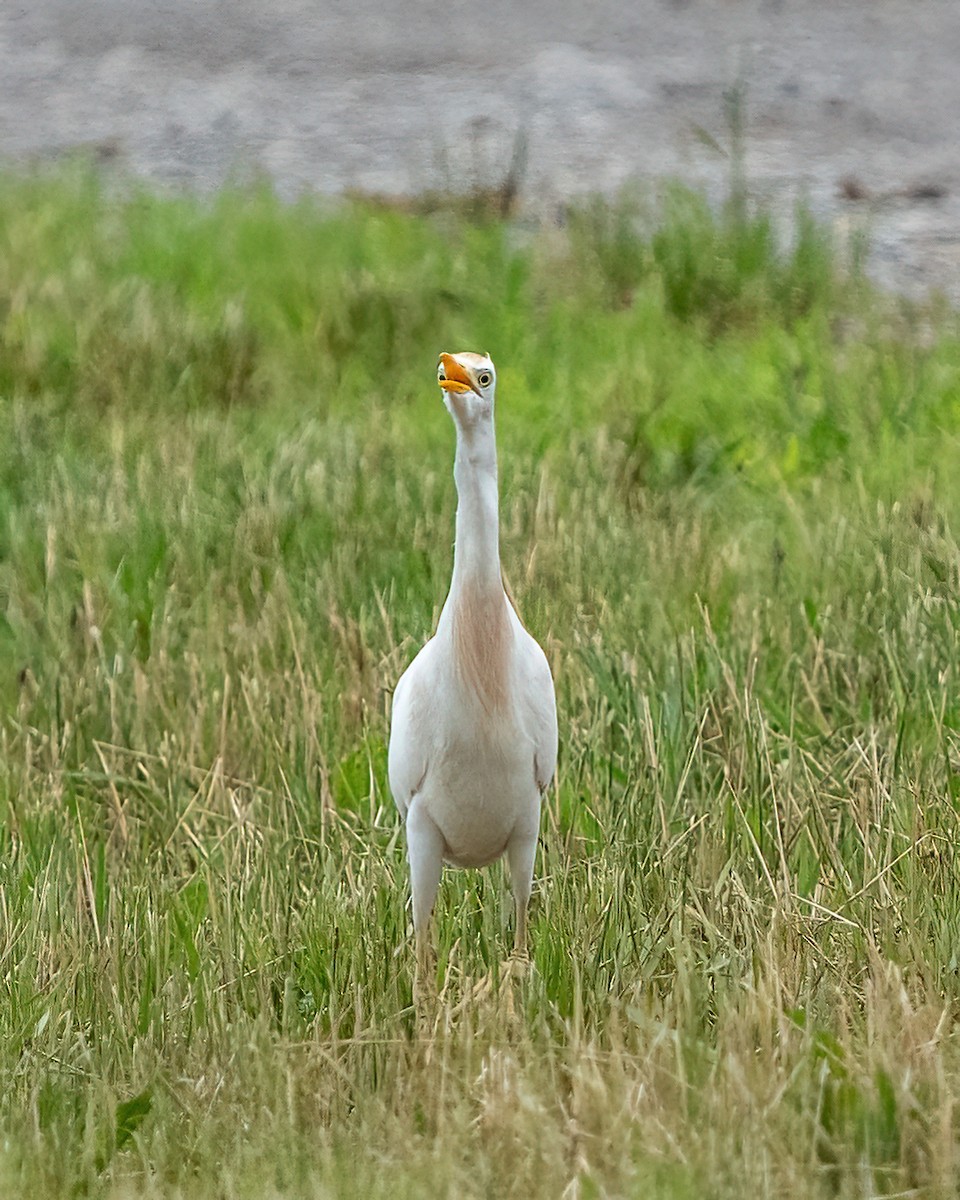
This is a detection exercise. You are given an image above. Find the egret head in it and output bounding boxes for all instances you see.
[437,351,496,430]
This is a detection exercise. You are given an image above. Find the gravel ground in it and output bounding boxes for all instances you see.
[2,0,959,298]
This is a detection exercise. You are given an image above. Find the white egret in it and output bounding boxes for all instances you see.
[388,351,558,982]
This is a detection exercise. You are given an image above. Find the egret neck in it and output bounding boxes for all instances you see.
[445,410,510,711]
[452,415,501,591]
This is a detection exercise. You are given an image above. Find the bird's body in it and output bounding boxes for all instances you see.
[388,351,557,974]
[390,598,553,869]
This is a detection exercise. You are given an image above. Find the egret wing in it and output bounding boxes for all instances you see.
[387,645,433,817]
[519,633,558,792]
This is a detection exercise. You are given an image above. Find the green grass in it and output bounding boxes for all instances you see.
[3,163,960,1197]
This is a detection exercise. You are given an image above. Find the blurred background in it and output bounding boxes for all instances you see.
[3,0,958,299]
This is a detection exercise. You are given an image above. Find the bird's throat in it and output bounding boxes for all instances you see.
[451,422,501,592]
[449,421,511,710]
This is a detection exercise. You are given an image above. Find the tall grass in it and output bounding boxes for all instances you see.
[2,164,960,1197]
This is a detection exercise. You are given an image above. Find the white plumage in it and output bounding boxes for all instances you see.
[388,351,558,978]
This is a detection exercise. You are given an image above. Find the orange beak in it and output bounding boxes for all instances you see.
[438,353,477,395]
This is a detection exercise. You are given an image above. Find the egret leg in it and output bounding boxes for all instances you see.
[506,833,538,960]
[406,800,445,985]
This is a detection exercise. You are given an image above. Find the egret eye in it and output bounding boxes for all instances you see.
[437,364,446,381]
[478,371,492,388]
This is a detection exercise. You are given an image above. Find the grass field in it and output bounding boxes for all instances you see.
[3,164,960,1197]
